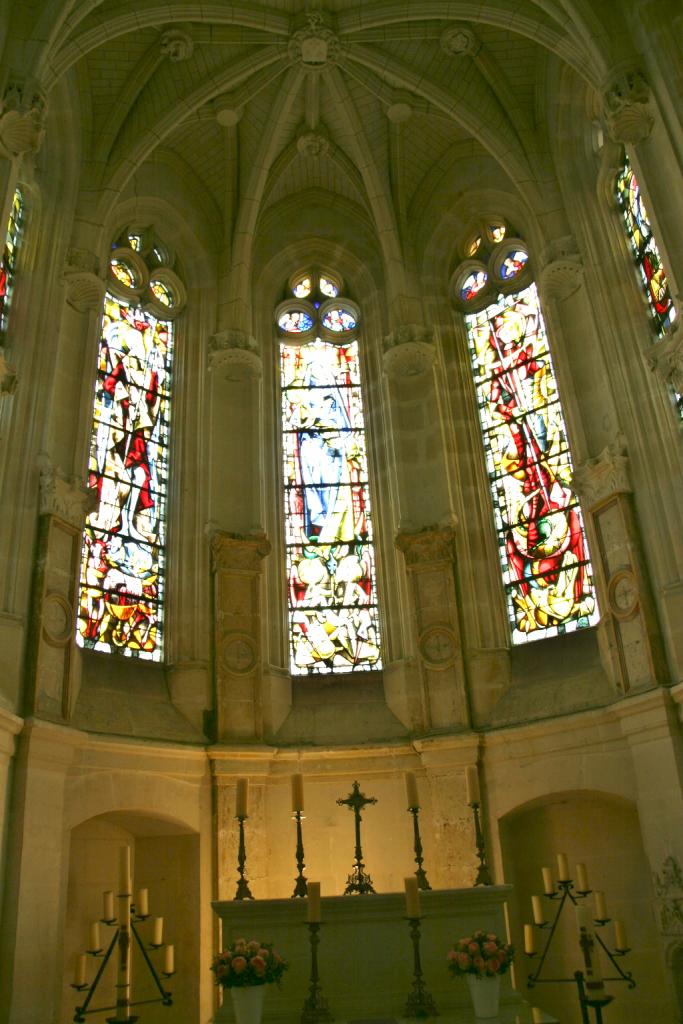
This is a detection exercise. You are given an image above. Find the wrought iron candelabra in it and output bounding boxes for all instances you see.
[525,872,635,1024]
[336,781,377,895]
[292,810,309,898]
[404,916,438,1019]
[468,798,493,886]
[408,805,432,891]
[234,814,254,900]
[301,922,334,1023]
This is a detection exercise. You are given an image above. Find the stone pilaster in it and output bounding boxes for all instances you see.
[211,530,271,741]
[572,443,667,693]
[395,526,469,732]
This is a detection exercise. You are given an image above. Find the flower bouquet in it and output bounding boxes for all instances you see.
[211,939,288,1024]
[447,931,514,1019]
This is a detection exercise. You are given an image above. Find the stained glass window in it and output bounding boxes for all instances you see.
[279,279,382,675]
[279,309,315,333]
[499,249,529,281]
[460,269,488,302]
[465,283,598,643]
[321,307,356,333]
[0,188,25,339]
[76,293,174,660]
[616,160,676,336]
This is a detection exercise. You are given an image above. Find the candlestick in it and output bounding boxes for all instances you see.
[408,805,431,890]
[88,922,101,953]
[614,920,628,952]
[576,863,589,893]
[301,921,333,1023]
[307,881,321,923]
[291,808,309,898]
[235,777,249,818]
[557,853,570,882]
[152,916,164,946]
[336,781,378,895]
[532,895,546,926]
[163,944,175,975]
[470,797,493,886]
[404,916,438,1018]
[405,771,420,809]
[541,867,554,895]
[594,891,608,922]
[234,814,254,900]
[118,846,131,895]
[74,954,87,988]
[291,773,305,813]
[136,887,149,917]
[465,765,480,806]
[404,876,420,919]
[524,924,537,955]
[102,890,115,923]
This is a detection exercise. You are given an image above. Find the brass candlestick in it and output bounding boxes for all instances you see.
[337,781,377,895]
[469,799,493,886]
[301,922,334,1023]
[234,815,254,900]
[292,810,308,898]
[408,805,431,891]
[404,916,438,1018]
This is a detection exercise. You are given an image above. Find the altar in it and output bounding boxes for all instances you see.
[213,886,557,1022]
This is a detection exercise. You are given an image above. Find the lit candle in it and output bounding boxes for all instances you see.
[235,778,249,818]
[614,919,628,951]
[88,922,100,951]
[118,846,131,895]
[74,954,87,987]
[531,895,545,925]
[541,867,554,895]
[291,773,304,813]
[524,924,536,955]
[556,852,570,882]
[152,917,164,945]
[465,765,480,806]
[136,888,149,917]
[307,881,321,923]
[576,862,589,892]
[164,944,175,974]
[404,876,420,919]
[594,891,608,921]
[405,771,420,810]
[103,890,115,922]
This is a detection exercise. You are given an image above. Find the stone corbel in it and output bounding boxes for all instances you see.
[0,347,17,394]
[0,73,47,159]
[210,529,271,574]
[383,324,436,379]
[645,326,683,398]
[539,235,584,301]
[601,67,654,144]
[571,438,631,510]
[63,248,105,312]
[208,329,262,379]
[38,456,97,530]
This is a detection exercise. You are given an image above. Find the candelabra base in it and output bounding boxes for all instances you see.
[234,877,254,901]
[415,867,432,891]
[343,866,376,895]
[292,874,308,898]
[301,995,334,1023]
[404,982,438,1019]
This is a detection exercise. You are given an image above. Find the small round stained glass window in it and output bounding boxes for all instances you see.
[319,275,339,298]
[321,307,356,332]
[150,279,174,307]
[460,269,488,302]
[128,234,142,252]
[466,236,482,257]
[278,308,315,333]
[110,259,138,289]
[292,275,312,299]
[489,223,506,243]
[499,248,529,281]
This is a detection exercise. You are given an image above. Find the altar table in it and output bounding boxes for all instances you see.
[213,886,552,1022]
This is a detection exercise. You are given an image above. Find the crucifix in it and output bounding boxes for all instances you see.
[337,780,377,895]
[576,920,613,1024]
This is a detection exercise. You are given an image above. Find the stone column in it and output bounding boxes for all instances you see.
[211,530,271,741]
[0,706,22,920]
[394,526,469,732]
[24,459,95,723]
[572,442,667,693]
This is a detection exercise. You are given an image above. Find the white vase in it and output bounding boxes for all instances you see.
[467,974,501,1019]
[230,985,266,1024]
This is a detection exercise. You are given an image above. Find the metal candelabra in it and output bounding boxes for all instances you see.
[336,781,377,895]
[408,805,432,891]
[301,922,334,1023]
[526,876,635,1023]
[292,810,308,898]
[71,894,174,1022]
[235,811,255,901]
[404,916,438,1019]
[468,799,493,886]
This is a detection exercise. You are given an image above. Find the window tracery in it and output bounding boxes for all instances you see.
[276,271,382,675]
[453,221,598,644]
[0,187,25,340]
[75,228,186,661]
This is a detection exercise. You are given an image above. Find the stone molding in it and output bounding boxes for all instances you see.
[646,327,683,397]
[395,525,455,568]
[208,329,262,378]
[0,347,17,393]
[289,13,341,67]
[440,24,481,58]
[383,324,435,379]
[602,68,654,144]
[160,29,194,63]
[539,235,584,300]
[38,457,96,529]
[210,530,271,574]
[571,441,631,509]
[0,73,47,158]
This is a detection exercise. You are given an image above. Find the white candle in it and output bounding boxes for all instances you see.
[556,852,570,882]
[524,924,536,955]
[164,944,175,974]
[103,890,115,921]
[404,876,420,918]
[118,846,131,895]
[89,922,100,951]
[541,866,554,895]
[576,862,589,892]
[614,919,628,950]
[136,888,149,917]
[152,917,164,945]
[594,891,608,921]
[307,881,321,923]
[74,954,87,987]
[291,773,304,813]
[531,895,545,925]
[465,765,480,806]
[235,778,249,818]
[405,771,420,809]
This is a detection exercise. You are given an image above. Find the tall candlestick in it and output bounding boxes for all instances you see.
[556,852,570,882]
[594,890,608,921]
[235,777,249,818]
[291,773,305,813]
[541,867,554,895]
[576,862,589,892]
[89,921,101,952]
[153,916,164,946]
[75,954,87,987]
[614,919,628,951]
[136,887,149,917]
[102,890,115,922]
[465,765,480,806]
[531,895,545,925]
[118,845,131,895]
[307,881,321,923]
[404,876,420,918]
[524,924,536,955]
[164,944,175,974]
[405,771,419,809]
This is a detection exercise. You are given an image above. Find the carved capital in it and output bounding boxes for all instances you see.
[297,129,329,158]
[396,525,455,567]
[646,328,683,396]
[0,348,17,394]
[0,73,47,158]
[63,265,106,313]
[572,441,631,509]
[383,324,435,379]
[602,68,654,144]
[208,329,262,379]
[210,530,271,573]
[160,29,194,62]
[38,457,97,529]
[440,24,481,57]
[289,13,341,67]
[539,235,584,300]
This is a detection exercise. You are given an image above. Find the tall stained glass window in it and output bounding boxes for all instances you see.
[0,188,25,339]
[76,235,185,660]
[454,223,597,643]
[277,271,382,674]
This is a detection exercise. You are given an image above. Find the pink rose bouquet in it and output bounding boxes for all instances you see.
[446,931,514,978]
[211,938,288,988]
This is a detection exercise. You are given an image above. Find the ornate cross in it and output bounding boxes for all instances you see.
[337,781,377,895]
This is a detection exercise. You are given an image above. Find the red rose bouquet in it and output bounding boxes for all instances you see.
[211,938,288,988]
[446,930,514,978]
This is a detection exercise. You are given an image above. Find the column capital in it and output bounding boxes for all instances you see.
[645,325,683,398]
[571,440,631,510]
[0,346,17,393]
[38,456,96,530]
[208,329,262,379]
[210,530,271,573]
[601,66,654,144]
[538,235,584,300]
[383,324,435,379]
[63,248,106,312]
[395,524,455,567]
[0,72,47,159]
